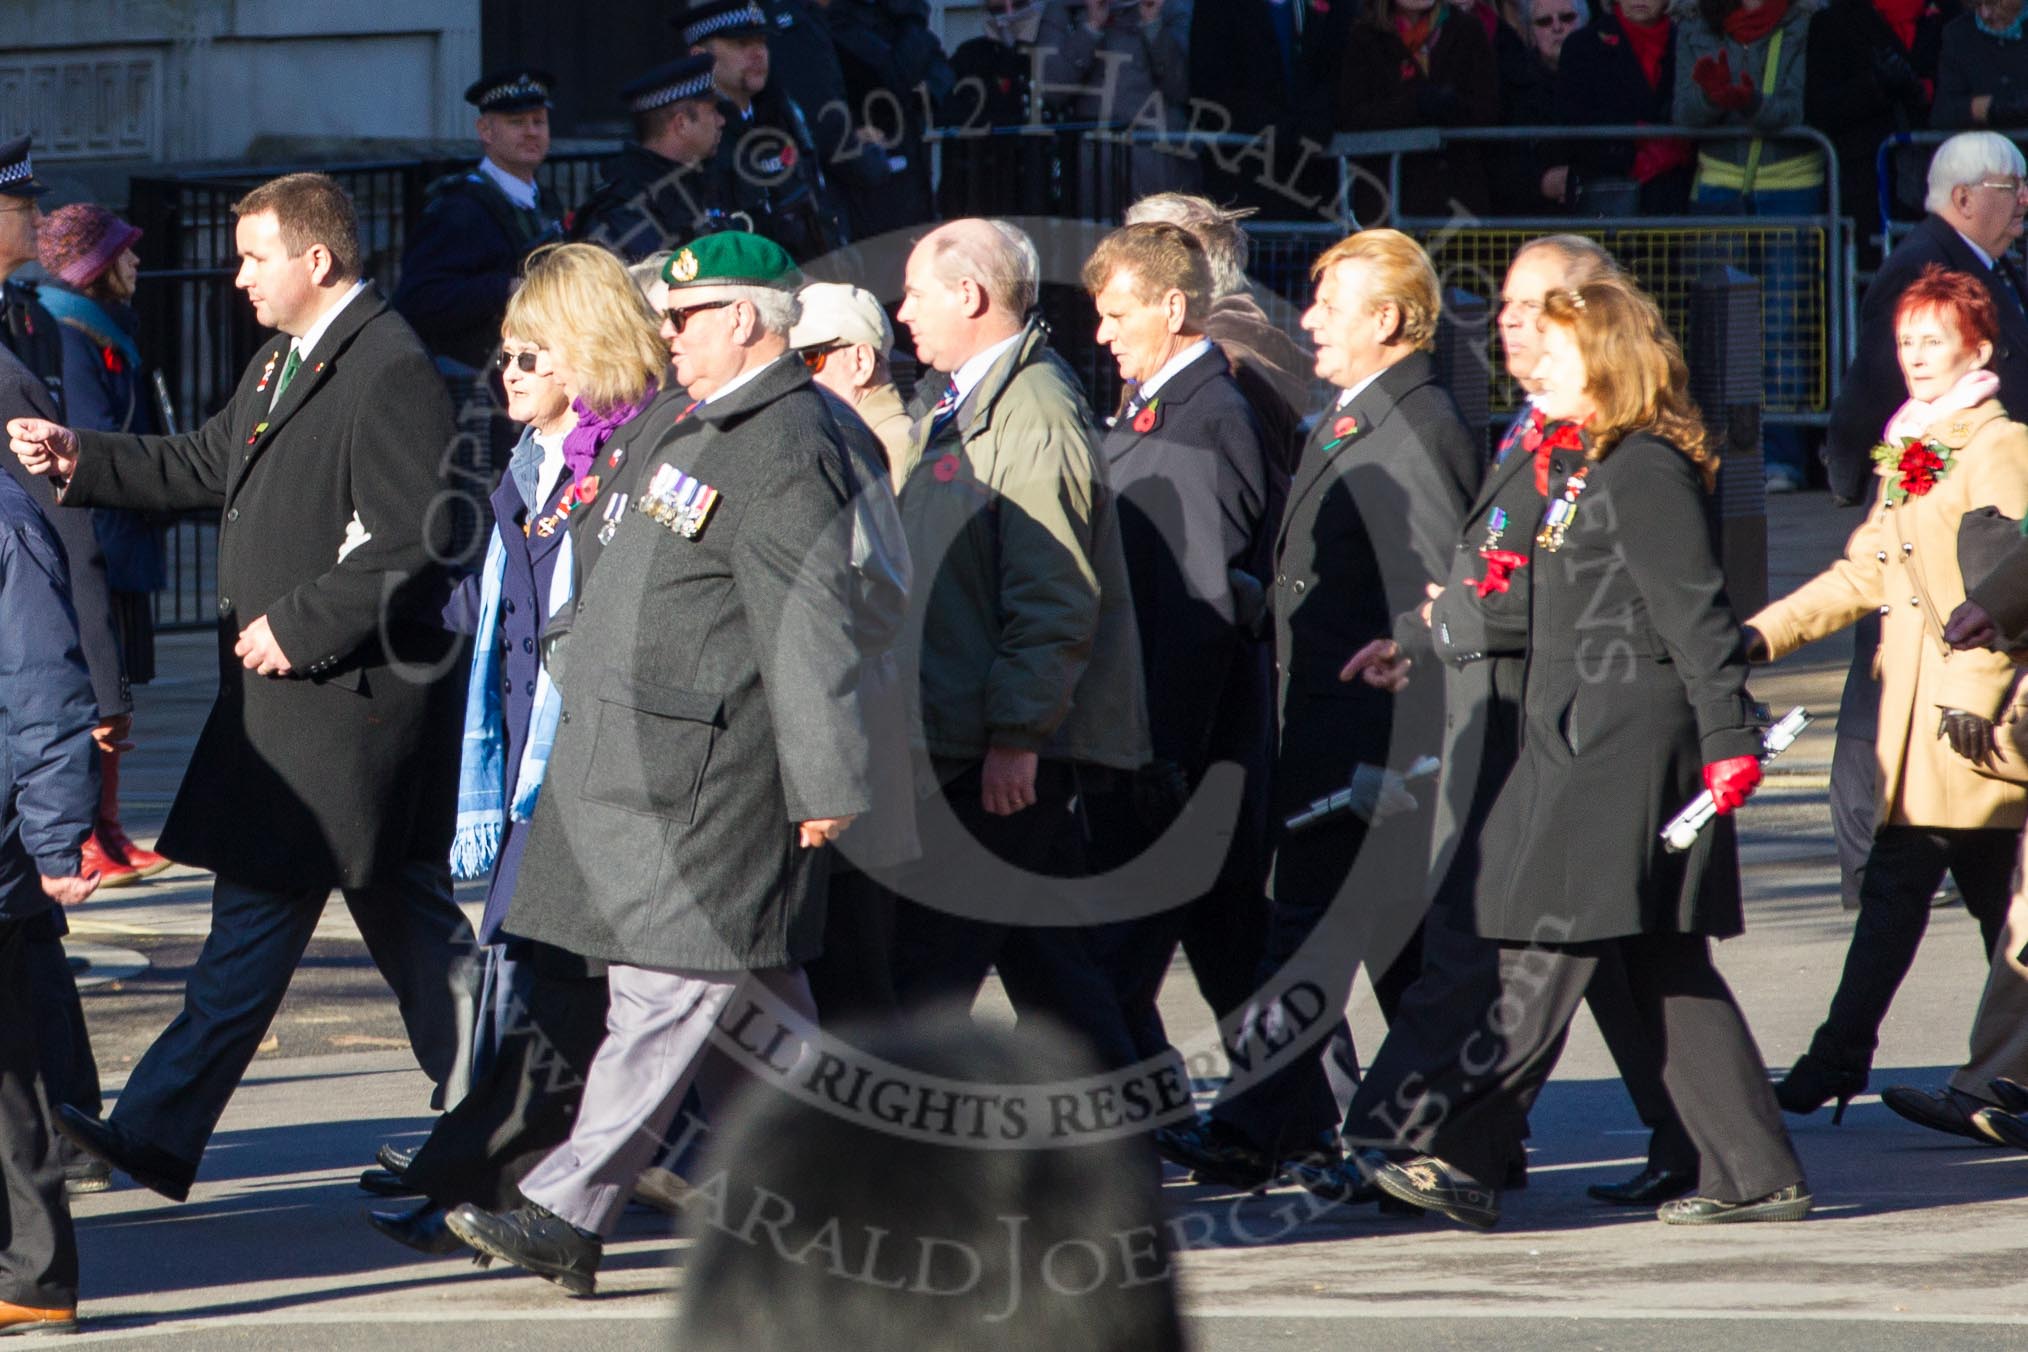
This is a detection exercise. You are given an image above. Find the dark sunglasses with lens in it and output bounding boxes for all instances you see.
[666,298,736,334]
[1533,9,1578,24]
[800,343,847,372]
[495,349,544,373]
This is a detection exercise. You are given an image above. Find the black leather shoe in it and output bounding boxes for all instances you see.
[1658,1183,1812,1224]
[368,1203,468,1258]
[1154,1118,1281,1191]
[444,1203,602,1295]
[64,1157,112,1195]
[1974,1107,2028,1151]
[359,1167,424,1197]
[1587,1165,1696,1206]
[53,1106,193,1202]
[1879,1085,2002,1143]
[1989,1077,2028,1115]
[1371,1155,1499,1230]
[377,1143,417,1175]
[1286,1154,1380,1207]
[1774,1054,1867,1124]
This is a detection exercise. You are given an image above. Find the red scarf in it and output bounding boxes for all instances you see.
[1873,0,1923,50]
[1615,5,1672,86]
[1723,0,1787,47]
[1395,7,1446,72]
[1518,411,1587,496]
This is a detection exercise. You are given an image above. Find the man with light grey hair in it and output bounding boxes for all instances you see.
[1123,191,1312,472]
[885,217,1150,1072]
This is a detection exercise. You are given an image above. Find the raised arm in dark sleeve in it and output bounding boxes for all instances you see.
[0,509,100,879]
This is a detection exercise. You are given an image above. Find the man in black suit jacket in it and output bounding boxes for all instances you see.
[1187,0,1355,218]
[1078,223,1288,1076]
[1159,229,1477,1181]
[10,174,479,1204]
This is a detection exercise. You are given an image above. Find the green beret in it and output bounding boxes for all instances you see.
[662,232,798,290]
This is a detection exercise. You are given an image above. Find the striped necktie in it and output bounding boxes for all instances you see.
[927,379,959,439]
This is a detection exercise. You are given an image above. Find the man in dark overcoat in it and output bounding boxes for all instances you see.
[1076,222,1286,1074]
[1158,228,1477,1184]
[9,173,478,1203]
[443,233,870,1295]
[0,466,100,1338]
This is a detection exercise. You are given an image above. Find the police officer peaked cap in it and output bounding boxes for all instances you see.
[662,232,798,290]
[621,56,720,114]
[0,136,49,200]
[465,68,555,113]
[675,0,770,46]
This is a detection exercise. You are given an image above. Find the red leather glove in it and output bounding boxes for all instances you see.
[1711,69,1758,112]
[1703,755,1762,815]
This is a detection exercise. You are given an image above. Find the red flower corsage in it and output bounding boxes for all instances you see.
[1132,398,1161,434]
[1871,435,1954,505]
[1896,443,1944,497]
[1334,415,1358,438]
[1470,548,1530,598]
[932,452,961,483]
[574,474,601,503]
[101,344,124,375]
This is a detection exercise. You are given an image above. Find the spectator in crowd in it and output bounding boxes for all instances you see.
[570,57,733,263]
[1191,0,1357,218]
[939,0,1045,218]
[886,219,1150,1071]
[1493,0,1587,213]
[1371,276,1806,1231]
[1037,0,1199,202]
[394,69,564,376]
[1935,0,2028,129]
[1458,0,1504,40]
[365,243,686,1259]
[1078,221,1285,1092]
[1808,0,1960,262]
[675,1020,1183,1352]
[35,204,167,888]
[0,462,102,1339]
[1558,0,1693,214]
[1676,0,1822,492]
[1338,0,1501,220]
[823,0,957,239]
[1751,265,2028,1126]
[791,281,912,474]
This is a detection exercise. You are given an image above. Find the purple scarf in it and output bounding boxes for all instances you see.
[562,388,654,481]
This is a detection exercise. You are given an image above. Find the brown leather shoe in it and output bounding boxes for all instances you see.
[0,1301,77,1336]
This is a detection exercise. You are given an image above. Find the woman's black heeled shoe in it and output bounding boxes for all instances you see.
[1774,1054,1868,1124]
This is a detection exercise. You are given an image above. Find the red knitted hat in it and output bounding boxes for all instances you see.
[37,203,143,289]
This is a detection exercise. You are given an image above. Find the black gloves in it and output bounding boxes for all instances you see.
[1939,709,1999,767]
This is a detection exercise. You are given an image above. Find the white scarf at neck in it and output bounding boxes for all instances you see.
[1883,368,2000,445]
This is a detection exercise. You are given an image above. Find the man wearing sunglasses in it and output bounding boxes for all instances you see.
[790,281,912,479]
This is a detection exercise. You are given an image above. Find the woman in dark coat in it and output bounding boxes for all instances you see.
[1934,0,2028,130]
[1338,0,1501,219]
[1558,0,1694,213]
[1367,276,1810,1230]
[1492,0,1586,214]
[36,204,168,886]
[367,243,686,1257]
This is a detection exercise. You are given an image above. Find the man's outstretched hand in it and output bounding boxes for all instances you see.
[1339,638,1411,693]
[8,418,79,484]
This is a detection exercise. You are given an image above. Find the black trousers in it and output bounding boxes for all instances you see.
[26,913,100,1118]
[805,866,899,1026]
[403,946,609,1214]
[1808,825,2016,1071]
[1423,932,1802,1203]
[0,918,76,1310]
[110,861,480,1181]
[890,759,1140,1072]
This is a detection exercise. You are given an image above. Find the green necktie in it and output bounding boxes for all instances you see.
[273,347,303,403]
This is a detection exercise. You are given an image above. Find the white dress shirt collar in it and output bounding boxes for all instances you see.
[292,279,369,365]
[1136,338,1214,403]
[950,330,1024,408]
[1336,366,1386,409]
[1954,227,1997,271]
[478,157,539,211]
[703,353,786,405]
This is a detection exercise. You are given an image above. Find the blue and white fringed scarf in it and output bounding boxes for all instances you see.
[450,526,575,880]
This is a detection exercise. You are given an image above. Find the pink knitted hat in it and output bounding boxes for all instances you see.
[38,203,143,289]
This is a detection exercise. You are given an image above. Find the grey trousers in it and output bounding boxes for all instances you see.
[110,861,479,1176]
[519,962,815,1236]
[1951,829,2028,1100]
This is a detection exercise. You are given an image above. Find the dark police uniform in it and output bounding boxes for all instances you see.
[393,70,564,373]
[570,56,741,263]
[678,0,848,262]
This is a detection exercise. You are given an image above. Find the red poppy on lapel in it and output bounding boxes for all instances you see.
[100,345,123,376]
[1469,548,1530,598]
[1333,415,1358,439]
[932,452,961,483]
[575,474,602,503]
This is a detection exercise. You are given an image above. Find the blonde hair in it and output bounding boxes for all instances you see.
[1541,278,1716,486]
[504,242,667,414]
[1311,228,1441,352]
